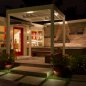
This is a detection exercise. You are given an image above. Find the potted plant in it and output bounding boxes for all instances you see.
[5,49,15,69]
[0,49,15,70]
[51,53,72,78]
[0,50,8,69]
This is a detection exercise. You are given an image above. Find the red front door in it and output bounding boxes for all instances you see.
[13,27,23,56]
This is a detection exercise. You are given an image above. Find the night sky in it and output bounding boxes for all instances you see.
[0,0,86,20]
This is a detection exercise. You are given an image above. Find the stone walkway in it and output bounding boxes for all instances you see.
[0,57,66,86]
[68,75,86,86]
[1,57,86,86]
[0,79,18,86]
[0,71,66,86]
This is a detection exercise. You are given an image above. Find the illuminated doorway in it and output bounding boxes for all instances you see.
[13,27,23,56]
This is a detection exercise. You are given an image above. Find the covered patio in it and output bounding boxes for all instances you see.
[6,4,65,57]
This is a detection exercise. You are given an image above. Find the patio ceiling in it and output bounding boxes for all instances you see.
[7,4,65,23]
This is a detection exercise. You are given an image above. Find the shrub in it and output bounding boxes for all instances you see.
[0,49,15,70]
[51,53,72,78]
[70,54,86,74]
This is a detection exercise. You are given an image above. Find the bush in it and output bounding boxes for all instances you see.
[51,53,71,67]
[70,54,86,74]
[0,49,15,70]
[51,53,72,78]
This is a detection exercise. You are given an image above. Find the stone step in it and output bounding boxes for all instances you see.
[0,73,23,81]
[0,73,45,86]
[0,79,18,86]
[11,66,52,77]
[18,76,45,86]
[15,62,51,68]
[0,72,66,86]
[15,57,51,68]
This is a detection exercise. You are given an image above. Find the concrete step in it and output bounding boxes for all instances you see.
[0,79,18,86]
[0,72,66,86]
[18,76,45,86]
[0,72,45,86]
[15,62,51,68]
[11,66,52,77]
[15,57,51,68]
[0,73,23,81]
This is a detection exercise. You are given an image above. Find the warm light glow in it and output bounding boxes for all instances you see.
[47,71,53,77]
[27,30,30,34]
[58,21,68,24]
[27,42,29,43]
[53,71,59,76]
[26,11,34,14]
[54,12,59,16]
[45,21,68,25]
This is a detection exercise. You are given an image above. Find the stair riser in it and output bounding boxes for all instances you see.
[11,70,47,77]
[15,63,51,68]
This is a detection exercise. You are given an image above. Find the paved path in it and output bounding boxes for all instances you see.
[68,75,86,86]
[0,79,18,86]
[0,71,66,86]
[0,57,66,86]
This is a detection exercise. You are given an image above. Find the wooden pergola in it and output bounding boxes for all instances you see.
[6,4,65,56]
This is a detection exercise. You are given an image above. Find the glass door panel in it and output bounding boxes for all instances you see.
[13,27,23,56]
[14,29,21,52]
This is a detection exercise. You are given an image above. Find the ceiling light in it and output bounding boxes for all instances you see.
[27,30,30,34]
[54,12,59,16]
[58,21,68,24]
[26,11,34,14]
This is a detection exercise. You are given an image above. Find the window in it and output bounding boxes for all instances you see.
[0,26,6,48]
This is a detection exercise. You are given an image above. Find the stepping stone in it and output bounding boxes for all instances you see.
[69,81,86,86]
[72,75,86,82]
[0,72,5,76]
[18,76,45,86]
[0,79,18,86]
[11,66,51,77]
[0,73,23,81]
[42,79,66,86]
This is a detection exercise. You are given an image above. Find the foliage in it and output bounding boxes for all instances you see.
[0,49,15,69]
[51,53,72,78]
[51,53,70,67]
[51,52,86,76]
[0,50,8,67]
[7,49,15,64]
[69,54,86,74]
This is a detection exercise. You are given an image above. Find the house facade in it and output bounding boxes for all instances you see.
[0,15,86,58]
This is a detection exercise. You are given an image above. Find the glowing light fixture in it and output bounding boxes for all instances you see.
[58,21,68,24]
[27,30,31,34]
[54,12,59,16]
[26,11,34,14]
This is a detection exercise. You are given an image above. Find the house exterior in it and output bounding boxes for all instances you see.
[5,4,65,58]
[0,13,86,58]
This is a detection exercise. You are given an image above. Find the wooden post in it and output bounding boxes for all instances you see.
[6,13,10,54]
[62,18,65,55]
[50,5,54,54]
[29,26,32,57]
